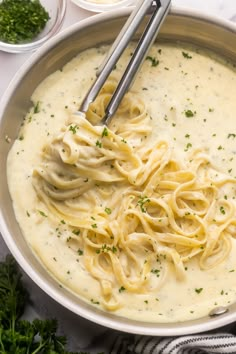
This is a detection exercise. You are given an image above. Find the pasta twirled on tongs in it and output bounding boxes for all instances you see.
[33,80,236,310]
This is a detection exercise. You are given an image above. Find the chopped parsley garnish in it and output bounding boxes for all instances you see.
[33,101,40,114]
[90,298,100,305]
[91,223,97,228]
[102,127,109,137]
[119,286,126,293]
[184,142,192,151]
[220,206,226,215]
[96,244,117,254]
[195,288,203,294]
[38,210,47,217]
[72,229,80,236]
[182,51,192,59]
[228,133,236,139]
[105,207,112,215]
[69,124,79,134]
[137,196,150,213]
[185,110,195,118]
[146,56,159,67]
[77,249,83,256]
[96,140,102,148]
[151,269,160,277]
[0,0,50,44]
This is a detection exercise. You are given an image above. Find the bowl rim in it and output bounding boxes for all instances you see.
[1,5,236,336]
[71,0,136,13]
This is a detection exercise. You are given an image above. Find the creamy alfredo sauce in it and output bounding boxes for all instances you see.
[7,42,236,323]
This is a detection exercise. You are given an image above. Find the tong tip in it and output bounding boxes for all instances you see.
[102,111,113,126]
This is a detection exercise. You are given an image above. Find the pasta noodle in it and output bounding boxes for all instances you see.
[32,79,236,311]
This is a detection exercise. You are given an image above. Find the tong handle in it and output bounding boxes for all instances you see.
[80,0,154,114]
[79,0,171,124]
[96,0,154,77]
[103,0,171,125]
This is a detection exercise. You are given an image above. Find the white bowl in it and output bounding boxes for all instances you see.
[71,0,136,13]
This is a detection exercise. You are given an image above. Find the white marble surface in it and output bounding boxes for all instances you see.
[1,0,236,352]
[0,0,236,99]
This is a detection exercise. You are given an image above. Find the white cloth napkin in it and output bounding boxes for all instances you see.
[110,332,236,353]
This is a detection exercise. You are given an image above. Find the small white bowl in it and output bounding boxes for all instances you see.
[71,0,136,13]
[0,0,66,53]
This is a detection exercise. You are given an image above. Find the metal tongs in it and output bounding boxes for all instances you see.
[80,0,171,125]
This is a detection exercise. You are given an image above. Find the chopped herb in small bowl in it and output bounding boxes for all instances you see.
[0,0,66,53]
[0,0,50,44]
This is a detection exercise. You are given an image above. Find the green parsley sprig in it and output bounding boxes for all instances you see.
[0,255,84,353]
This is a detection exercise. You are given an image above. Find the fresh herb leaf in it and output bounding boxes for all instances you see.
[34,101,40,114]
[101,127,108,137]
[185,110,195,118]
[38,210,47,217]
[220,206,226,215]
[195,288,203,294]
[137,196,150,213]
[69,124,79,134]
[105,207,112,215]
[228,133,236,139]
[146,56,159,67]
[0,255,79,353]
[182,51,192,59]
[96,140,102,148]
[119,286,126,293]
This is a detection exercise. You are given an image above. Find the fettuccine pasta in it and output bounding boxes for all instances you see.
[7,42,236,322]
[32,79,236,310]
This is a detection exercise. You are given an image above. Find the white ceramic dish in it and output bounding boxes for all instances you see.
[0,7,236,336]
[71,0,136,13]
